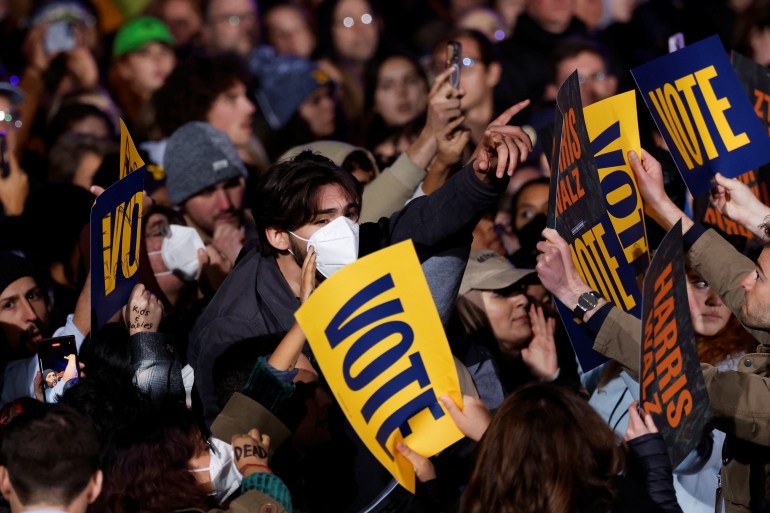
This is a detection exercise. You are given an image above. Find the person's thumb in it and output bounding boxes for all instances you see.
[713,172,735,189]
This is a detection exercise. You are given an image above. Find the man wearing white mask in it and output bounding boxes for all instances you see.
[164,121,257,292]
[190,102,533,424]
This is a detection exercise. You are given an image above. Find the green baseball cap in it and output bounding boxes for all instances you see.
[113,17,175,58]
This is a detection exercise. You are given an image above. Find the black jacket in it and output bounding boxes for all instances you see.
[189,162,505,424]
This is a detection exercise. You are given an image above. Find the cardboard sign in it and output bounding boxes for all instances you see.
[693,52,770,247]
[91,121,145,328]
[119,118,145,179]
[632,35,770,197]
[548,78,647,372]
[294,240,464,493]
[640,220,712,468]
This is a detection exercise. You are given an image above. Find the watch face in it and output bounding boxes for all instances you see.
[578,292,598,310]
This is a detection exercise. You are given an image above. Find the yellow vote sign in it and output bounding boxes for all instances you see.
[294,240,464,492]
[584,90,648,275]
[119,118,145,179]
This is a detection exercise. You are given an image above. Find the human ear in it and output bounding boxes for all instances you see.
[486,62,502,88]
[265,228,290,251]
[86,470,103,504]
[0,466,13,500]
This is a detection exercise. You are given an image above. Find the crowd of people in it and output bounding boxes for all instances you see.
[1,0,770,512]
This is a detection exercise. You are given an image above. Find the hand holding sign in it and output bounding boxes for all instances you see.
[439,395,491,442]
[396,441,437,483]
[624,400,659,441]
[123,283,164,335]
[711,172,770,239]
[626,150,680,230]
[535,228,593,310]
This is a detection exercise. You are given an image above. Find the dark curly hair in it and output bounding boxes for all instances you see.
[152,51,253,137]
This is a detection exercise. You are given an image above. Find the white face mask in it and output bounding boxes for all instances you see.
[189,437,242,503]
[149,224,205,281]
[290,216,359,278]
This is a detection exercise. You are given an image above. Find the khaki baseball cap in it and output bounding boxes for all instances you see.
[459,250,535,295]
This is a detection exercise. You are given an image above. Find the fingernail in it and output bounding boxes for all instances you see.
[628,150,638,160]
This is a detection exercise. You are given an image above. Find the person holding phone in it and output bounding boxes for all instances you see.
[42,354,77,403]
[432,29,503,146]
[0,252,86,408]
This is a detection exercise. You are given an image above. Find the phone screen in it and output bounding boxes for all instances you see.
[446,40,462,89]
[37,336,79,403]
[0,132,9,178]
[44,21,77,54]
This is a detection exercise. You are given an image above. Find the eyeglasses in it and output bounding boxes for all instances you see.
[210,11,257,27]
[146,217,170,239]
[577,71,608,85]
[0,110,21,128]
[336,13,373,28]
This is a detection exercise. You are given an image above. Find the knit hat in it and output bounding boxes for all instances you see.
[0,251,36,296]
[459,250,535,295]
[0,83,23,106]
[164,122,248,206]
[113,16,175,57]
[250,47,333,130]
[43,369,56,378]
[30,1,96,27]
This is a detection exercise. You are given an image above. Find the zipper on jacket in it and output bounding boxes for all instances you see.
[715,468,722,513]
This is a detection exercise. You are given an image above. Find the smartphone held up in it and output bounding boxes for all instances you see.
[37,336,79,403]
[446,40,462,89]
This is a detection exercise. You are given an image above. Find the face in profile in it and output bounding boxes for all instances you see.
[481,285,532,357]
[206,81,255,147]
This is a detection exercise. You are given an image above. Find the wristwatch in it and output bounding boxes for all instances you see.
[573,291,602,321]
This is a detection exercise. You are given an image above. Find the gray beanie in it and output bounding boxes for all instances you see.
[163,122,248,206]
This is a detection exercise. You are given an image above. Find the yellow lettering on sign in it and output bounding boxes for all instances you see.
[695,66,750,152]
[295,241,463,493]
[647,66,750,170]
[571,223,636,311]
[101,190,143,295]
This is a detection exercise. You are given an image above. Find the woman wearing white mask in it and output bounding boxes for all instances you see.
[95,402,292,513]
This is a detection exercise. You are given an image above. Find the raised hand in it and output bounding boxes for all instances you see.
[535,228,592,308]
[628,149,691,232]
[232,428,272,476]
[711,172,770,239]
[212,223,246,266]
[521,305,558,379]
[124,283,164,335]
[397,441,437,482]
[439,394,491,442]
[471,100,532,180]
[300,246,317,304]
[624,400,658,441]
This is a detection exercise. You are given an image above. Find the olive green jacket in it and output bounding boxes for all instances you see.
[593,228,770,513]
